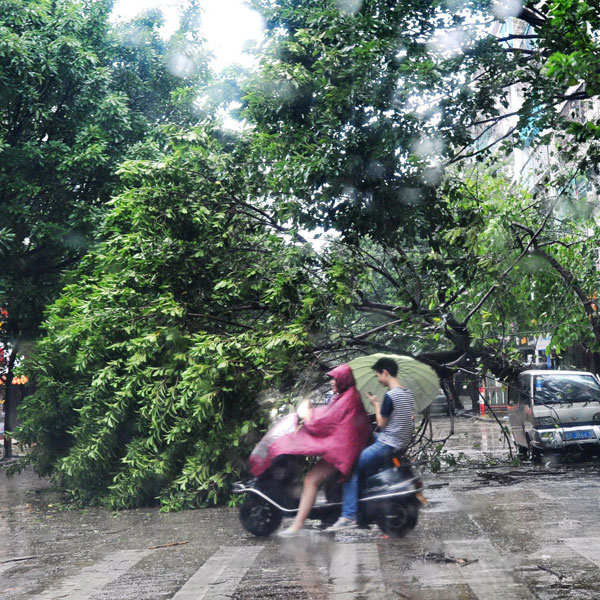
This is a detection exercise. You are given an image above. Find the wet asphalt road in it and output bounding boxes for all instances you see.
[2,417,600,600]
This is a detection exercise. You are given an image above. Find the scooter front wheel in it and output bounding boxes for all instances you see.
[239,494,283,537]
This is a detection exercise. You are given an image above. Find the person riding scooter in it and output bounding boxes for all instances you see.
[249,364,371,537]
[326,357,415,531]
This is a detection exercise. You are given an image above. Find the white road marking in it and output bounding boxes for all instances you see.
[0,561,16,575]
[171,545,263,600]
[328,543,386,599]
[564,537,600,567]
[35,549,152,600]
[444,538,537,600]
[407,537,538,599]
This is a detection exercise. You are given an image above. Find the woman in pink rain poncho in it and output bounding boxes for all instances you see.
[249,364,371,536]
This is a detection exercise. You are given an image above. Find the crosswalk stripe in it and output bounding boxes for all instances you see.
[406,538,538,599]
[171,545,263,600]
[564,537,600,567]
[328,543,386,599]
[0,561,16,575]
[35,548,152,600]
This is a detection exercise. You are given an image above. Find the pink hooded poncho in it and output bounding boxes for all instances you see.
[249,364,371,479]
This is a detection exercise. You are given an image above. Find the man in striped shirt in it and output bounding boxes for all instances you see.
[326,357,414,531]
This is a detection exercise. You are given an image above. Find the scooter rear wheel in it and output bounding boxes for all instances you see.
[239,495,282,537]
[376,498,419,537]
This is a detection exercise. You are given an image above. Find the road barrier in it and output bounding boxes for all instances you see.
[479,381,509,416]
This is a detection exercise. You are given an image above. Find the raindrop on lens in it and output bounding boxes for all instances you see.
[336,0,363,16]
[492,0,523,19]
[167,52,194,78]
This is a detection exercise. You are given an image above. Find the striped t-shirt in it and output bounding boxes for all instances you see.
[378,386,414,450]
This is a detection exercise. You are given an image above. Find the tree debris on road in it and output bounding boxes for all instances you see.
[0,555,38,564]
[536,564,565,580]
[148,541,189,550]
[476,470,567,486]
[421,551,479,567]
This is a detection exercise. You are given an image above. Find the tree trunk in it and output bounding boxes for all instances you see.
[2,346,18,460]
[468,376,479,416]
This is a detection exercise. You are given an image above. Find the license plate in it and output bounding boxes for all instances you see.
[564,430,594,441]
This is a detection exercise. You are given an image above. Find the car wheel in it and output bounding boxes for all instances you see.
[239,495,282,537]
[525,435,543,463]
[529,445,543,463]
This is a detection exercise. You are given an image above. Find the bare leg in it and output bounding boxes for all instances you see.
[290,460,337,532]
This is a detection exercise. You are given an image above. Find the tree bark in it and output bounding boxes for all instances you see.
[2,345,18,460]
[468,375,480,416]
[515,7,547,28]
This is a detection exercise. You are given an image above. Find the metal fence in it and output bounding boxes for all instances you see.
[483,380,509,411]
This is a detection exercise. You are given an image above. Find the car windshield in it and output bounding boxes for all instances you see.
[534,375,600,405]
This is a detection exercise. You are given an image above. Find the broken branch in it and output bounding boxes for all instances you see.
[148,541,189,550]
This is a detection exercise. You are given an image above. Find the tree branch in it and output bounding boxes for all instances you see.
[536,235,597,249]
[502,48,537,55]
[556,91,589,102]
[462,207,557,326]
[227,195,308,244]
[351,318,405,341]
[494,34,539,42]
[469,110,520,128]
[186,312,256,331]
[515,7,547,28]
[355,304,400,319]
[447,126,518,166]
[531,248,599,341]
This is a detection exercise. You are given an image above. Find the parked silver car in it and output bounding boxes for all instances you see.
[509,370,600,459]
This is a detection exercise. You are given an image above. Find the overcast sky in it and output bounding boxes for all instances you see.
[111,0,266,71]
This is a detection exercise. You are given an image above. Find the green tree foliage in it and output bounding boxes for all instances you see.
[0,0,209,458]
[13,0,600,505]
[18,128,315,509]
[436,171,600,360]
[241,0,600,374]
[243,0,600,234]
[245,0,453,239]
[0,0,208,346]
[307,166,600,381]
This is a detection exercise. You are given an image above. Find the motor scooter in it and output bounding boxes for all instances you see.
[233,446,425,537]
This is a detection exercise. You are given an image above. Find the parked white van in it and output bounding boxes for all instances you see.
[508,370,600,459]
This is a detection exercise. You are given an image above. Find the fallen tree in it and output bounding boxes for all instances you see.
[16,129,319,510]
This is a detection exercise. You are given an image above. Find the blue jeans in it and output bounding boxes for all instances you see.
[341,440,394,519]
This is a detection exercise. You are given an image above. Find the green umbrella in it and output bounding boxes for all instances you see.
[348,354,440,414]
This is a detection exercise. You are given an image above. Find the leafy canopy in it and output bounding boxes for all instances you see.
[0,0,209,347]
[18,128,317,509]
